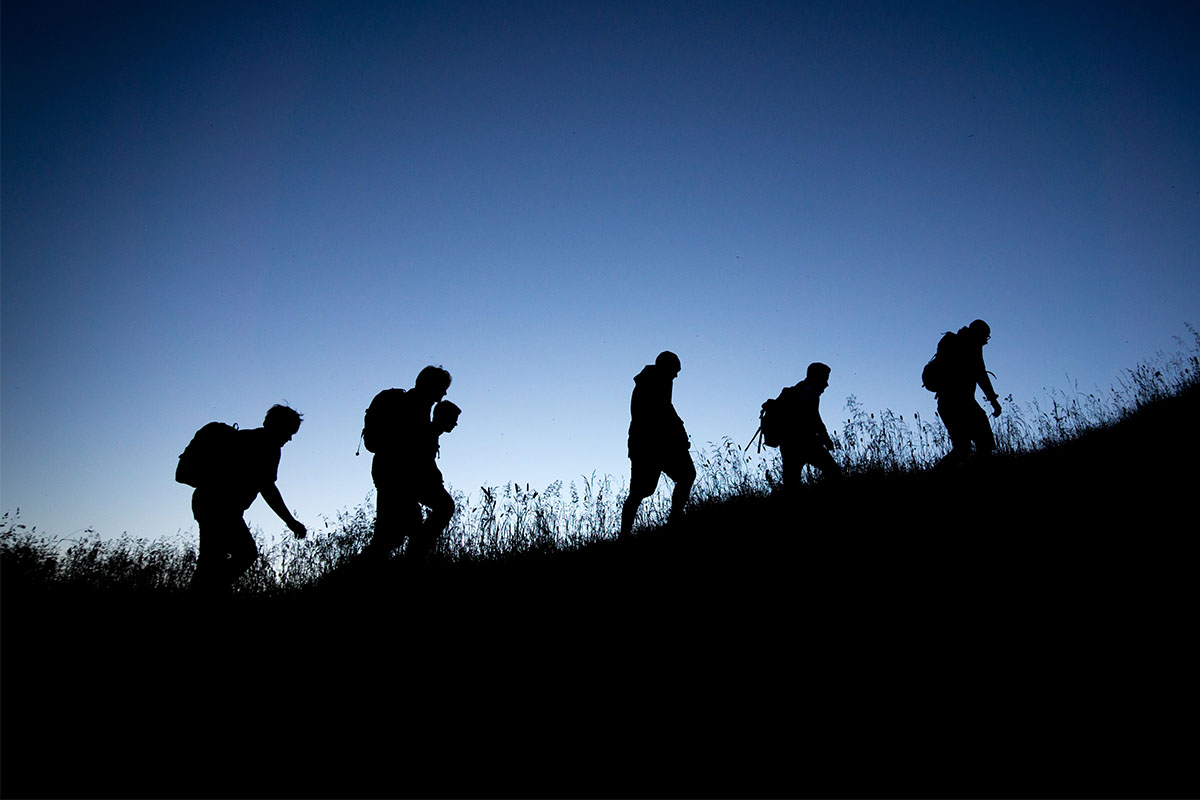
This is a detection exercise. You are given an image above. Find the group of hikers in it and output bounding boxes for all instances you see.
[177,319,1003,593]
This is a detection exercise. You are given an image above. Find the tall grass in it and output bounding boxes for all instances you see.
[0,512,198,594]
[5,326,1197,595]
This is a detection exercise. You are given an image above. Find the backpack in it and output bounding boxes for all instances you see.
[361,388,407,454]
[746,387,793,452]
[176,422,240,487]
[921,331,959,393]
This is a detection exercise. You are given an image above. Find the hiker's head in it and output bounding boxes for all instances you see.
[415,365,453,402]
[433,400,461,434]
[806,362,831,391]
[968,319,992,345]
[264,404,303,444]
[655,350,682,379]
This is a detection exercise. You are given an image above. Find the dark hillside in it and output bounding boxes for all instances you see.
[4,386,1197,798]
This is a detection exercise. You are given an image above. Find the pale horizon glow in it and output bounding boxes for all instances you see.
[3,1,1197,542]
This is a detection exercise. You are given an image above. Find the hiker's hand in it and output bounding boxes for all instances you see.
[289,520,307,539]
[990,398,1002,417]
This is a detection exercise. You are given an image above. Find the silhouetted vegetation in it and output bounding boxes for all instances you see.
[4,326,1199,595]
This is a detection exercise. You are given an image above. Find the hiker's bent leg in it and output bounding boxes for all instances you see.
[192,496,243,593]
[970,402,995,458]
[937,397,973,466]
[620,496,639,538]
[622,459,661,537]
[223,519,258,586]
[422,484,455,536]
[664,451,695,523]
[811,446,842,480]
[409,484,454,562]
[191,521,228,593]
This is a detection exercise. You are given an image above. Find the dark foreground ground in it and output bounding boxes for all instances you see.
[4,387,1197,798]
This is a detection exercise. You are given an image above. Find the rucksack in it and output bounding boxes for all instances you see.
[921,331,959,393]
[176,422,240,487]
[746,387,793,453]
[361,388,407,454]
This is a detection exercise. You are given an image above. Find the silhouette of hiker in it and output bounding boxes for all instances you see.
[180,404,307,594]
[777,362,842,487]
[364,366,454,562]
[428,400,462,483]
[408,399,461,561]
[620,351,695,538]
[933,319,1002,466]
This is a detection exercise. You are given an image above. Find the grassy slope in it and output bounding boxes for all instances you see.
[4,386,1197,798]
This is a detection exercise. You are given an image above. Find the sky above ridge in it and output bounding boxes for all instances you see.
[3,0,1198,542]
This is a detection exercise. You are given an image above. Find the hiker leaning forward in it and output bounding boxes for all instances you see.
[777,362,842,487]
[366,366,455,562]
[190,405,307,594]
[620,351,695,538]
[936,319,1002,467]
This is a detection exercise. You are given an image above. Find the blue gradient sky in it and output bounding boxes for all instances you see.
[3,1,1198,542]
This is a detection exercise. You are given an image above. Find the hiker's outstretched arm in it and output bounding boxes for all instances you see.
[977,371,998,402]
[977,369,1001,416]
[820,420,835,449]
[261,483,306,538]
